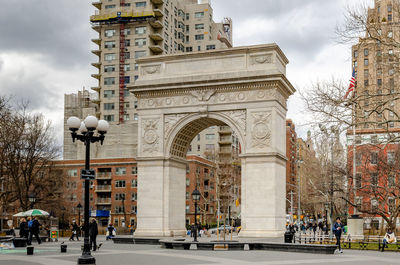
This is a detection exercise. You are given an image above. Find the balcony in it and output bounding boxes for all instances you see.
[91,38,101,46]
[91,73,101,80]
[153,9,164,17]
[149,19,163,29]
[92,1,102,10]
[91,86,100,93]
[149,33,163,41]
[91,50,101,56]
[151,0,164,4]
[91,62,101,69]
[149,45,163,53]
[97,172,112,179]
[96,198,112,205]
[91,24,101,33]
[95,185,112,192]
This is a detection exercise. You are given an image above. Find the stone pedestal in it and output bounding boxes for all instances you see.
[347,215,364,236]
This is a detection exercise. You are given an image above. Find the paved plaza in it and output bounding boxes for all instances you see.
[0,238,399,265]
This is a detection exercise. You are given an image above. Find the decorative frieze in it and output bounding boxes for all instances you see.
[142,118,160,154]
[251,112,272,148]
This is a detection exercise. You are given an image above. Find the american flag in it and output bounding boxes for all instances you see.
[344,68,356,99]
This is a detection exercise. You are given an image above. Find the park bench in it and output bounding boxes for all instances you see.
[378,236,400,251]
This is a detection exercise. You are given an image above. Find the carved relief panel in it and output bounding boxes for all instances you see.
[141,117,161,156]
[248,111,272,150]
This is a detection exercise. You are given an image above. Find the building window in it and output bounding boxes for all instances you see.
[124,39,131,47]
[105,4,116,9]
[205,134,215,140]
[186,47,193,52]
[135,26,147,35]
[104,77,115,85]
[124,89,130,97]
[355,173,362,189]
[134,113,138,120]
[104,29,116,37]
[206,45,216,50]
[136,1,146,7]
[105,41,116,49]
[132,166,138,175]
[124,76,130,84]
[115,193,126,201]
[186,192,189,200]
[116,167,126,175]
[195,34,204,40]
[104,53,116,61]
[131,206,137,214]
[377,79,382,86]
[195,24,204,30]
[186,178,190,187]
[67,169,78,177]
[371,152,378,164]
[115,180,126,188]
[363,69,368,78]
[131,179,137,188]
[131,192,137,201]
[364,59,368,66]
[124,64,130,72]
[104,115,114,122]
[388,31,393,38]
[104,90,115,98]
[186,205,190,213]
[197,145,200,151]
[124,52,130,59]
[195,12,204,18]
[135,38,147,47]
[135,51,146,59]
[104,103,115,110]
[205,144,214,150]
[388,14,392,21]
[104,65,115,72]
[354,50,358,58]
[364,48,368,56]
[123,114,130,121]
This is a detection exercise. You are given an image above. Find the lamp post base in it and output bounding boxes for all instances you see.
[77,255,96,264]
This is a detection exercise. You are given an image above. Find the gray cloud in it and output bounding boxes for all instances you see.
[0,0,95,70]
[0,57,3,72]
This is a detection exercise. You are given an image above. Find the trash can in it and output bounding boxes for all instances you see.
[61,244,67,253]
[284,232,294,243]
[27,246,34,255]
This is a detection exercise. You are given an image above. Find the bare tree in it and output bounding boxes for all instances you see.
[0,97,62,213]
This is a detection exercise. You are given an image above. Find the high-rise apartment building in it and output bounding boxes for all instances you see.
[90,0,232,125]
[64,0,232,160]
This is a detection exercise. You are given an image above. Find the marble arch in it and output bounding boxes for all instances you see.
[130,44,295,237]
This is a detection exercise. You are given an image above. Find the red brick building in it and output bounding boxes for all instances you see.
[286,120,297,215]
[347,129,400,229]
[57,155,216,228]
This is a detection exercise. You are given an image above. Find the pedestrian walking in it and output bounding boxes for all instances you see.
[333,217,344,253]
[19,218,28,238]
[28,216,41,245]
[89,218,98,251]
[69,220,80,241]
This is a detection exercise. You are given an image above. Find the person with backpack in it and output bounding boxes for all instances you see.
[28,216,41,245]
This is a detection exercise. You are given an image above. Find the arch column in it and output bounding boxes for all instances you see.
[134,157,187,237]
[239,154,286,237]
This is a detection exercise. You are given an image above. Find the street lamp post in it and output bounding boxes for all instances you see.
[67,116,109,265]
[28,192,36,209]
[191,188,200,242]
[77,202,82,237]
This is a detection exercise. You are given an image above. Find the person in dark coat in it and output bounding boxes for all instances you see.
[69,220,80,241]
[28,216,41,245]
[333,217,344,253]
[89,218,98,251]
[19,218,28,238]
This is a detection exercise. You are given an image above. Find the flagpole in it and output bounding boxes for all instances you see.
[352,97,357,215]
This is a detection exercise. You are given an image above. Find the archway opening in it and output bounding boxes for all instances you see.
[169,116,243,232]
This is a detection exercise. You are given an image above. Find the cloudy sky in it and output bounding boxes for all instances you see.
[0,0,373,146]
